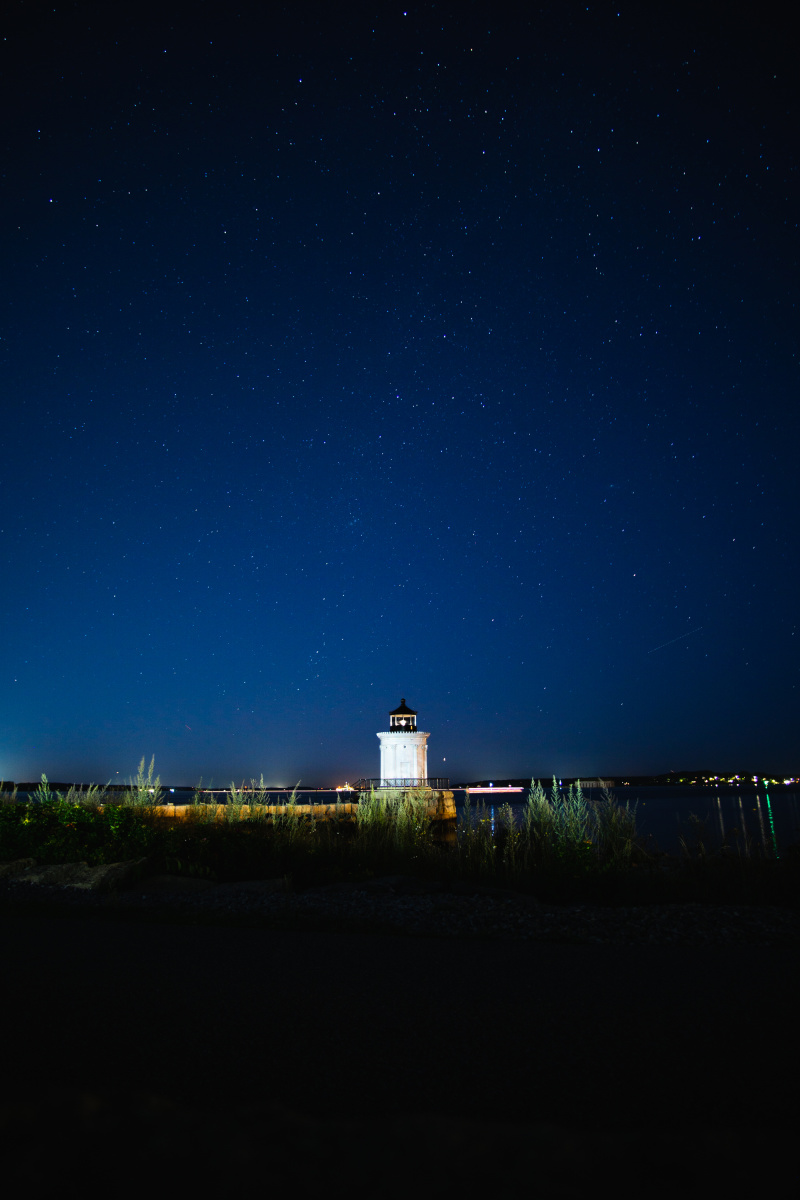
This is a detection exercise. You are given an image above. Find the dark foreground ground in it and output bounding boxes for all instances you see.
[2,911,798,1197]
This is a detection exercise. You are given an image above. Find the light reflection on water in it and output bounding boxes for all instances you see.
[453,788,800,856]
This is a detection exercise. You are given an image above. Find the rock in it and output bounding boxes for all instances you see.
[425,790,457,819]
[6,859,150,891]
[78,859,150,891]
[0,859,38,879]
[13,862,94,886]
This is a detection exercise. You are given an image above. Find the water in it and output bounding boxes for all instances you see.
[454,787,800,856]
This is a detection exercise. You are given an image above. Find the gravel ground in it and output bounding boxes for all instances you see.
[2,868,799,945]
[3,870,800,1196]
[1,1088,789,1199]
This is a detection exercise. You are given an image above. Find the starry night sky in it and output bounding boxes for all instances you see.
[1,1,797,786]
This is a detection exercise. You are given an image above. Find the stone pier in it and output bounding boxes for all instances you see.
[149,793,456,822]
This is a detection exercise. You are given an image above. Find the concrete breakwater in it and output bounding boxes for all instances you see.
[149,791,457,822]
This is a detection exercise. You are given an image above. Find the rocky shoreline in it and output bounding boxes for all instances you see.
[1,859,799,945]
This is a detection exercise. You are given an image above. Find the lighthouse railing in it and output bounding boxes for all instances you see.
[355,777,450,791]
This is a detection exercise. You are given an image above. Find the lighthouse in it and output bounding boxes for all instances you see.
[357,699,454,816]
[378,698,430,787]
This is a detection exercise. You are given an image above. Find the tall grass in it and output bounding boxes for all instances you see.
[452,779,646,886]
[125,756,163,807]
[356,787,431,848]
[0,783,18,806]
[2,764,797,905]
[26,775,113,809]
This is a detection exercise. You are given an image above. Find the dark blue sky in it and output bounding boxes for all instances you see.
[2,1,797,786]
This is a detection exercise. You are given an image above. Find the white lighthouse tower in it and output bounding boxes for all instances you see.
[378,698,429,787]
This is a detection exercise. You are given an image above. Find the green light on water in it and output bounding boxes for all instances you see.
[764,791,779,859]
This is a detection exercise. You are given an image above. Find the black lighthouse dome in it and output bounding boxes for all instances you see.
[389,698,417,730]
